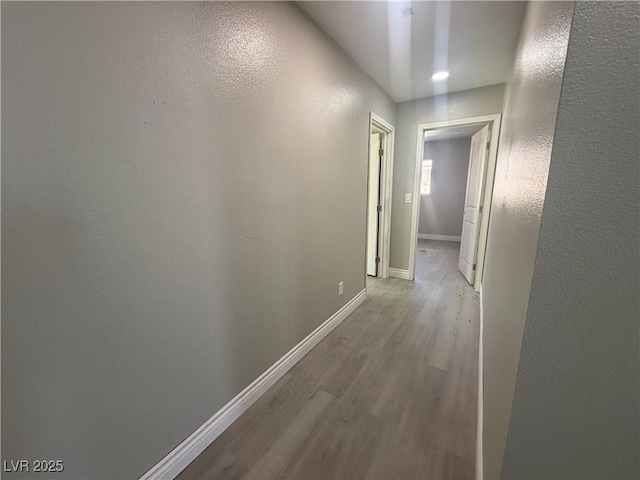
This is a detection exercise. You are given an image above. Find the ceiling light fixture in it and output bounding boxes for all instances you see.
[432,71,449,81]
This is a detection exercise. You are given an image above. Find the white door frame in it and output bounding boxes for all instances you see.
[409,114,502,290]
[366,112,395,279]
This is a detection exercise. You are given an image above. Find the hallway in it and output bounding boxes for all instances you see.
[179,241,479,479]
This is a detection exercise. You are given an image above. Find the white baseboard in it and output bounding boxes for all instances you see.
[476,284,484,480]
[417,233,461,242]
[388,268,411,280]
[140,289,367,480]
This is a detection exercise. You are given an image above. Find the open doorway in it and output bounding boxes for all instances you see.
[410,114,502,290]
[366,112,395,280]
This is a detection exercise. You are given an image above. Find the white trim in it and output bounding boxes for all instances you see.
[388,268,411,280]
[473,121,502,291]
[476,284,484,480]
[417,233,461,242]
[140,289,367,480]
[367,112,395,280]
[409,114,502,288]
[370,111,394,135]
[408,126,424,281]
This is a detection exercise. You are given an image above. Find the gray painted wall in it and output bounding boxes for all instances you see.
[1,2,395,478]
[502,2,640,478]
[480,2,574,478]
[391,84,505,271]
[419,138,471,237]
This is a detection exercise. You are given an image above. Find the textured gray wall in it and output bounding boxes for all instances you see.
[480,2,574,478]
[502,2,640,478]
[418,138,471,237]
[390,84,504,271]
[1,2,395,478]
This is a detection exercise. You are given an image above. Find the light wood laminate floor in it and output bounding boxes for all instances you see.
[179,240,479,479]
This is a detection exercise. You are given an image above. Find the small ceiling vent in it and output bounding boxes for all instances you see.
[401,7,414,17]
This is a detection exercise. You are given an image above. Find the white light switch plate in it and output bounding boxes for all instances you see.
[404,192,412,203]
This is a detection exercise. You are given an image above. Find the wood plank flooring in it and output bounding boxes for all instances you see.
[178,240,479,480]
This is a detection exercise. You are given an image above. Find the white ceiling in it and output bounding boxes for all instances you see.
[298,1,525,102]
[424,123,484,142]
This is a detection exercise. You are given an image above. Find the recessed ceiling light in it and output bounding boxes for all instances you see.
[451,131,460,134]
[432,71,449,81]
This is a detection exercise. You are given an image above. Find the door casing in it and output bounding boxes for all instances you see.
[367,131,382,276]
[410,114,502,291]
[366,112,395,280]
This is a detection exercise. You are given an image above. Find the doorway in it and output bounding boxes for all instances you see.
[410,114,502,290]
[366,112,395,279]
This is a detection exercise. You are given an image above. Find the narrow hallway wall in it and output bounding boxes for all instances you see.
[502,2,640,477]
[480,2,574,477]
[1,3,395,478]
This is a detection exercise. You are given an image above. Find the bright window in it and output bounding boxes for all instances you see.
[421,159,432,195]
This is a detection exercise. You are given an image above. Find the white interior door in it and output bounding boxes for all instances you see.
[367,132,381,276]
[459,125,490,284]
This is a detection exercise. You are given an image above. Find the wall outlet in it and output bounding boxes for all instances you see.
[338,281,344,296]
